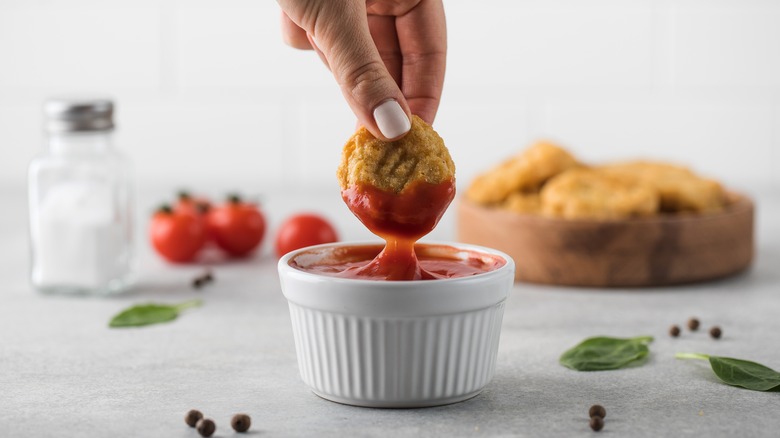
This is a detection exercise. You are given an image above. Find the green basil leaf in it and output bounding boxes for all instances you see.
[710,357,780,391]
[560,336,653,371]
[109,299,202,328]
[676,353,780,391]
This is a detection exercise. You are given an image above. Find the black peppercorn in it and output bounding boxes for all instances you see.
[231,413,252,433]
[590,416,604,431]
[185,409,203,427]
[710,326,722,339]
[669,325,681,337]
[196,418,216,437]
[589,404,606,419]
[192,270,214,289]
[687,317,700,331]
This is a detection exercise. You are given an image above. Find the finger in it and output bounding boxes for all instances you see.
[367,14,402,87]
[366,0,420,16]
[280,11,312,50]
[307,33,331,71]
[305,1,412,140]
[396,0,446,124]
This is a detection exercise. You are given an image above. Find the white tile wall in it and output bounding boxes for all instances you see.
[120,100,285,189]
[1,0,778,193]
[295,99,356,190]
[446,0,655,88]
[673,0,780,89]
[173,0,332,90]
[0,0,161,90]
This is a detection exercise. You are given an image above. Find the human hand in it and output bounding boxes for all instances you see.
[278,0,446,140]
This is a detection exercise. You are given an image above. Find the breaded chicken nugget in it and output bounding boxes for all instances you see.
[502,192,541,214]
[599,161,725,213]
[337,115,455,193]
[466,141,578,205]
[541,168,659,220]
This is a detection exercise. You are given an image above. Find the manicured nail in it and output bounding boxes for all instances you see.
[373,100,411,139]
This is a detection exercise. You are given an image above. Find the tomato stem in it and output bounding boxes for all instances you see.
[196,203,210,214]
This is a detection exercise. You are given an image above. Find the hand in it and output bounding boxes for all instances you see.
[278,0,446,140]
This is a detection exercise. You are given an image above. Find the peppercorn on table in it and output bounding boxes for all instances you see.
[1,185,780,437]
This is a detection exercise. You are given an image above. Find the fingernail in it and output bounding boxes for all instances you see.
[373,100,411,139]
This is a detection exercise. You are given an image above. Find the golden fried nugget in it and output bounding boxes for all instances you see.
[337,115,455,193]
[599,161,726,213]
[465,141,578,205]
[540,169,659,220]
[502,192,541,214]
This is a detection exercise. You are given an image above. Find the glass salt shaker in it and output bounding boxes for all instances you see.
[28,98,134,294]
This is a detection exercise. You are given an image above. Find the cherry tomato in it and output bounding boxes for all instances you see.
[207,195,266,257]
[275,213,339,258]
[149,205,207,263]
[174,191,211,217]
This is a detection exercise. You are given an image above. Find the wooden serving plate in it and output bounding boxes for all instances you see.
[456,194,754,287]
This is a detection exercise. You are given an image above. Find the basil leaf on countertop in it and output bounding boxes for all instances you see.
[109,299,203,328]
[560,336,654,371]
[676,353,780,392]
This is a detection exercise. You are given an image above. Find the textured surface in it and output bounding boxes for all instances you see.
[1,185,780,437]
[337,115,455,193]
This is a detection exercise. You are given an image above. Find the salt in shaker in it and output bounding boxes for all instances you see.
[28,98,134,294]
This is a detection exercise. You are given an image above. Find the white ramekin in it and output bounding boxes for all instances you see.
[278,242,515,408]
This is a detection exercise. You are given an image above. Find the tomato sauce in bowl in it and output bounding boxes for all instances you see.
[289,243,506,280]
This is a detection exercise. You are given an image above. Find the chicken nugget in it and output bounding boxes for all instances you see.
[337,115,455,193]
[502,192,541,214]
[599,161,725,213]
[466,141,578,205]
[541,168,659,220]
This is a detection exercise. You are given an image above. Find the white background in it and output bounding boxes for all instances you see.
[1,0,778,196]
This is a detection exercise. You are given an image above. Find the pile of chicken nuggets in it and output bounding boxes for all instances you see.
[466,141,727,220]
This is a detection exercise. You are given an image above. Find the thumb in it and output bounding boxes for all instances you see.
[285,1,411,140]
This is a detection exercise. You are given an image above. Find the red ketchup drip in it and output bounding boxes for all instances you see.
[340,179,457,280]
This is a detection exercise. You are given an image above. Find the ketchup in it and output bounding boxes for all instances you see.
[340,179,457,280]
[291,244,505,280]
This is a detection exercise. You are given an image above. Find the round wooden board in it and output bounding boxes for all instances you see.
[456,194,754,287]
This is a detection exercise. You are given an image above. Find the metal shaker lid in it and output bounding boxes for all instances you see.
[44,97,114,133]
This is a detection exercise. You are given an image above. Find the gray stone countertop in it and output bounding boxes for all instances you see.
[1,185,779,437]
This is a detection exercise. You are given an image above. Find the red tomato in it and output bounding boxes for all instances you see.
[207,196,266,257]
[149,205,207,263]
[275,213,339,258]
[174,191,211,217]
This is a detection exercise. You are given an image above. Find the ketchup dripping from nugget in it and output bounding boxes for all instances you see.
[341,178,456,280]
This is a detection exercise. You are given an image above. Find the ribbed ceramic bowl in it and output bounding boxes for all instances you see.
[278,242,515,408]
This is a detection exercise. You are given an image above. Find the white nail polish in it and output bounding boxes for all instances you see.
[373,100,411,139]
